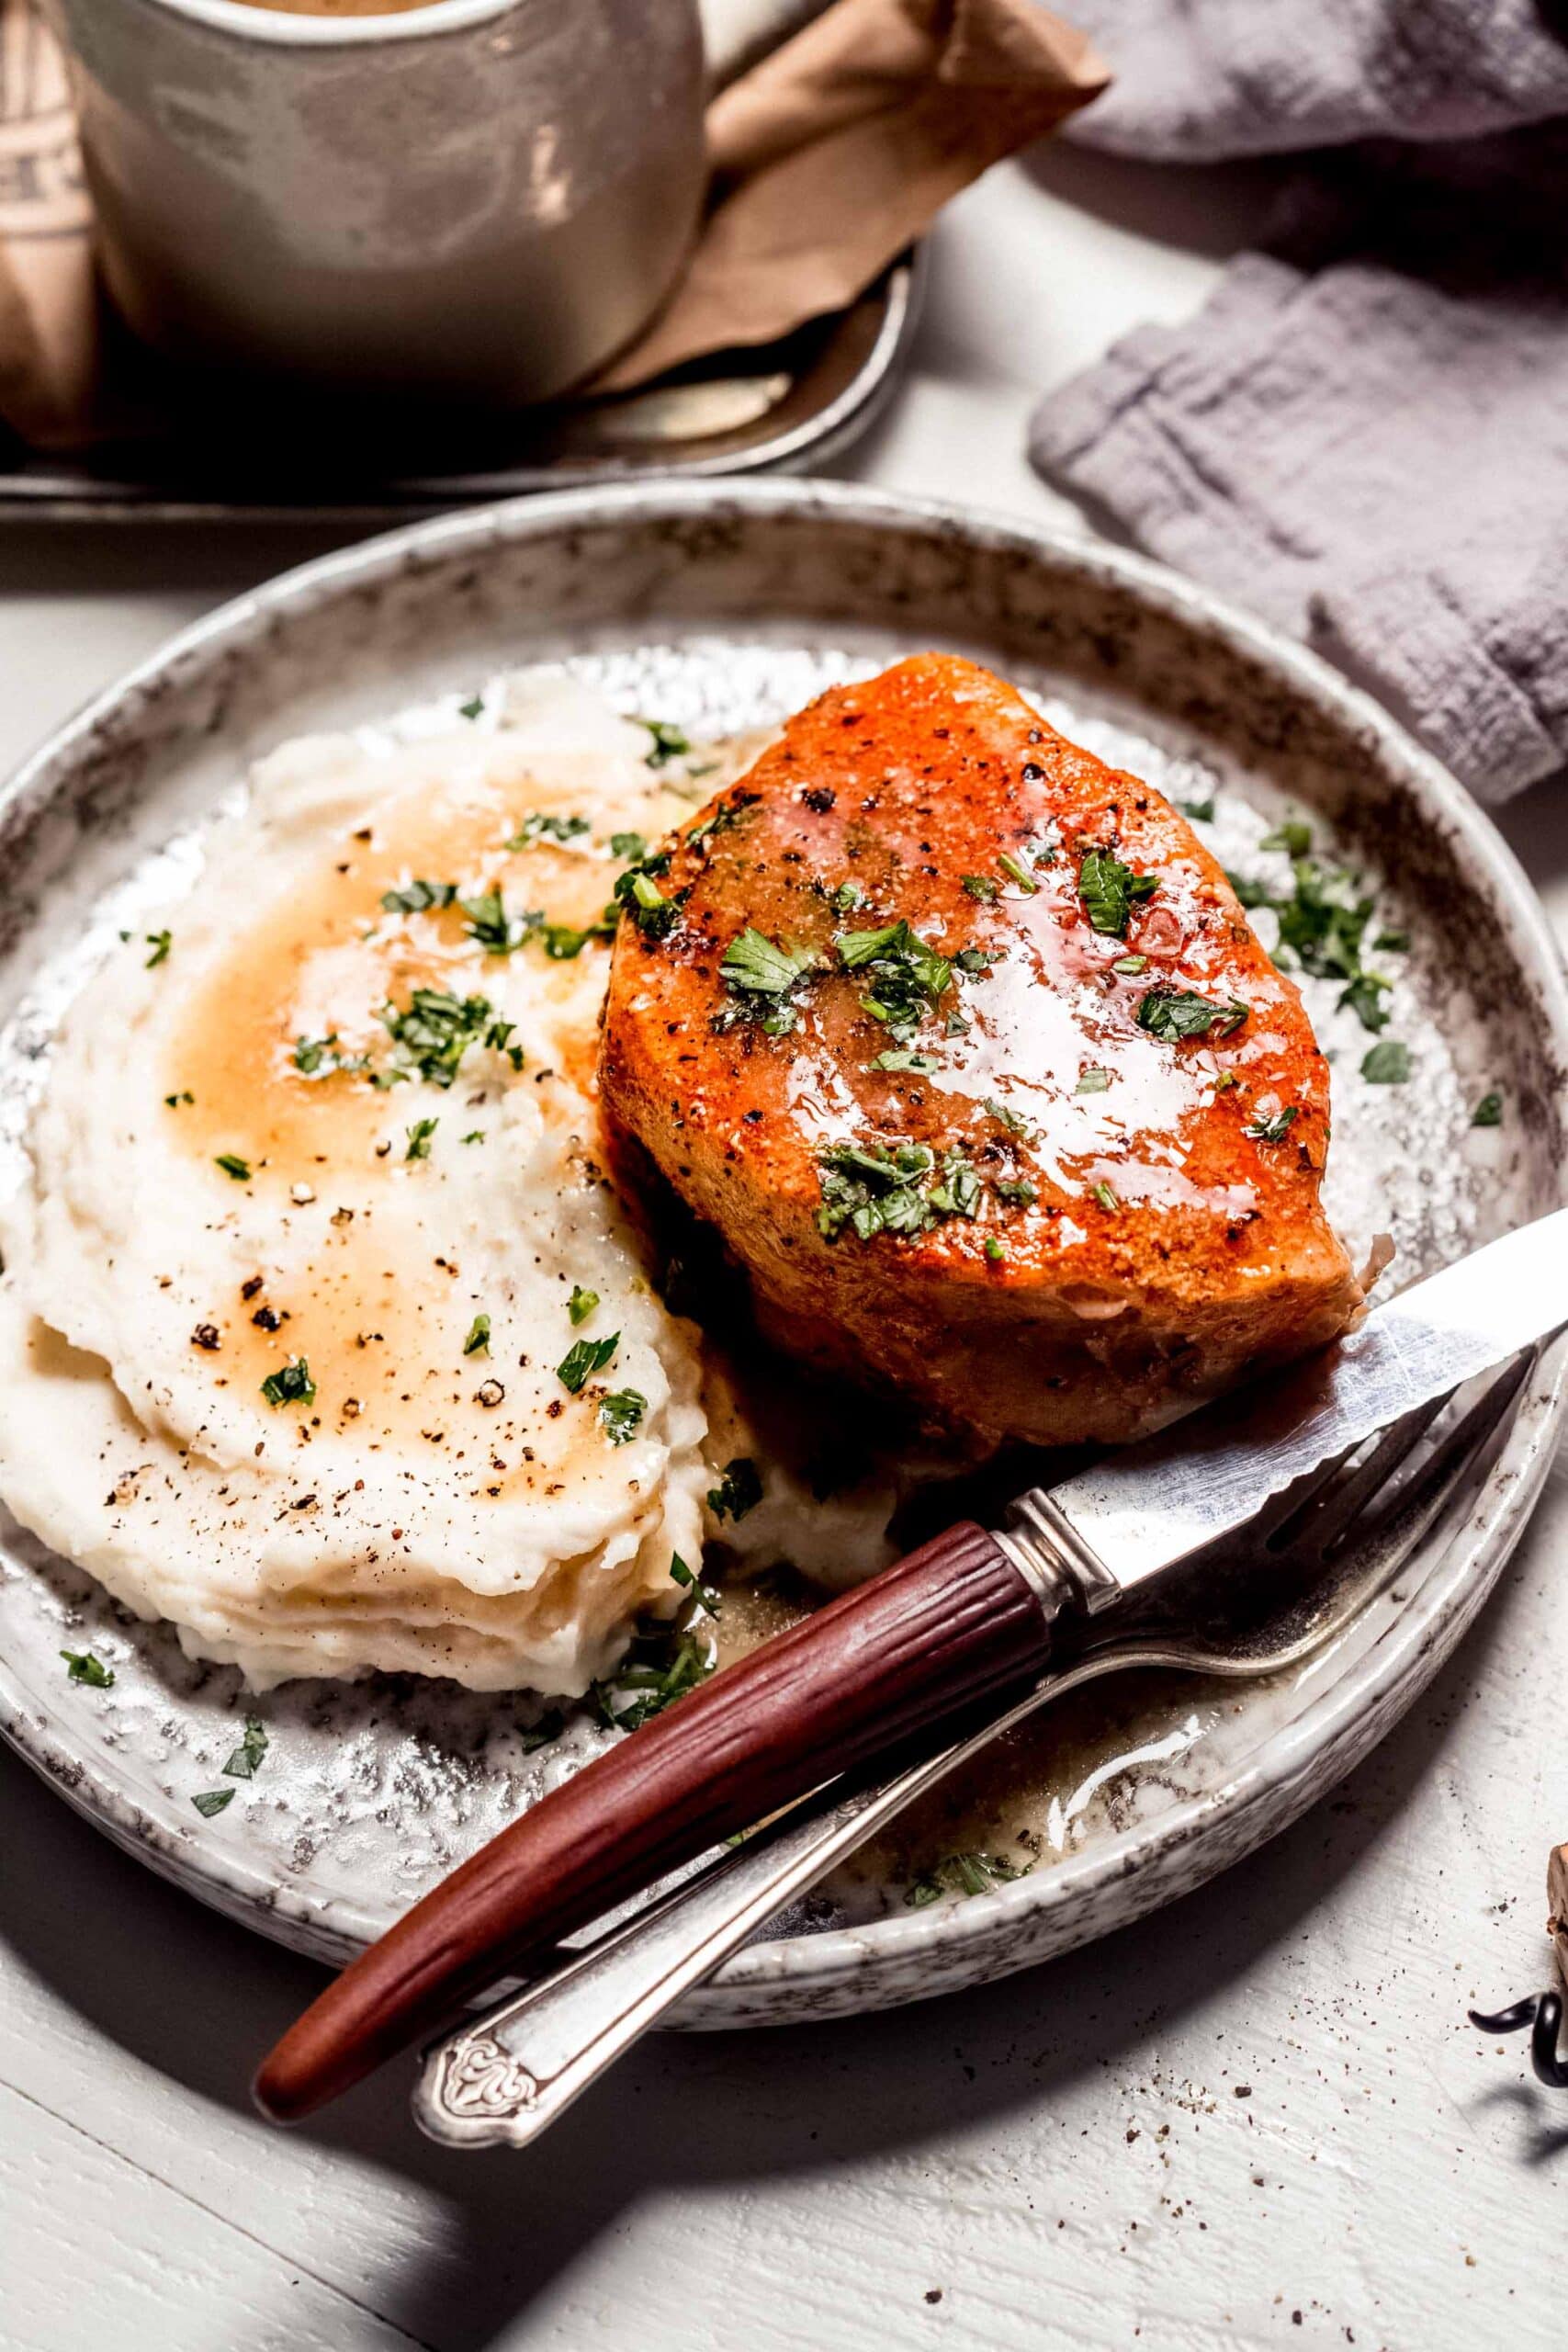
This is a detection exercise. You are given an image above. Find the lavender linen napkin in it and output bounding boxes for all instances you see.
[1059,0,1568,162]
[1030,9,1568,803]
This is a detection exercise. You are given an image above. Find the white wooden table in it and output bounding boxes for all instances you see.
[3,148,1565,2352]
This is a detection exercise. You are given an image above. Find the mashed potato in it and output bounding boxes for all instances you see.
[0,672,908,1694]
[0,675,726,1692]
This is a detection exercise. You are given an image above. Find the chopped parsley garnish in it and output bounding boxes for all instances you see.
[870,1048,936,1073]
[540,912,617,959]
[557,1331,620,1393]
[833,881,863,910]
[1261,820,1313,856]
[404,1116,438,1160]
[817,1141,979,1242]
[1225,854,1394,1033]
[962,874,1000,901]
[1077,847,1159,938]
[838,920,953,1045]
[1111,954,1147,976]
[144,930,172,967]
[994,1179,1037,1205]
[722,928,818,996]
[457,695,484,720]
[641,718,691,768]
[591,1555,719,1730]
[613,852,680,940]
[61,1648,113,1688]
[222,1715,268,1780]
[215,1152,251,1182]
[1472,1090,1503,1128]
[998,851,1038,894]
[706,1456,763,1522]
[687,797,759,852]
[191,1788,235,1818]
[592,1627,712,1732]
[985,1236,1006,1261]
[1076,1069,1110,1095]
[717,926,818,1036]
[1091,1180,1122,1213]
[1337,974,1392,1032]
[380,989,498,1089]
[460,887,531,956]
[817,1141,932,1240]
[610,830,648,862]
[1135,989,1249,1042]
[508,811,591,849]
[929,1153,984,1218]
[461,1130,486,1144]
[1245,1105,1301,1143]
[292,1035,336,1076]
[1361,1040,1411,1084]
[463,1313,491,1357]
[1275,862,1372,981]
[1179,794,1215,822]
[261,1357,316,1408]
[381,877,457,915]
[905,1850,1030,1906]
[568,1284,600,1327]
[670,1554,721,1615]
[599,1388,647,1445]
[483,1017,525,1071]
[985,1098,1036,1136]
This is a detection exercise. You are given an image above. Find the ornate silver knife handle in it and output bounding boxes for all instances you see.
[412,1652,1122,2149]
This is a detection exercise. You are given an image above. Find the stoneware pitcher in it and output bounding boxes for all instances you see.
[43,0,708,407]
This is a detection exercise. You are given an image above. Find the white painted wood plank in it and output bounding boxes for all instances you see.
[0,2086,427,2352]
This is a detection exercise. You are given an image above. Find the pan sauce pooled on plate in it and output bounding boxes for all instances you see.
[0,674,897,1694]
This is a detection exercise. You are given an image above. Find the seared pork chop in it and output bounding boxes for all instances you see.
[600,654,1361,1450]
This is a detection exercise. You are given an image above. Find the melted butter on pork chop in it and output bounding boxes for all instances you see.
[601,653,1361,1450]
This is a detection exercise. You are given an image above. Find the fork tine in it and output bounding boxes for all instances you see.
[1248,1392,1450,1556]
[1294,1351,1535,1572]
[1276,1389,1453,1558]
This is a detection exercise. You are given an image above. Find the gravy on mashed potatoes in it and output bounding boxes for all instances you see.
[0,674,898,1695]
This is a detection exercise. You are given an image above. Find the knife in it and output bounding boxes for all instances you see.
[254,1205,1568,2124]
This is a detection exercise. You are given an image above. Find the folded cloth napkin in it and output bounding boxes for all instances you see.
[1030,4,1568,803]
[1060,0,1568,162]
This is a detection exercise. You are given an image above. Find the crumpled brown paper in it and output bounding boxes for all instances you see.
[599,0,1108,389]
[0,0,1106,451]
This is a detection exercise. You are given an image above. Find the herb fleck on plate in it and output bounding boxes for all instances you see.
[222,1715,269,1780]
[1360,1040,1411,1085]
[557,1332,620,1393]
[61,1648,114,1689]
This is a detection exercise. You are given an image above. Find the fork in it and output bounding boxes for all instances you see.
[412,1353,1533,2149]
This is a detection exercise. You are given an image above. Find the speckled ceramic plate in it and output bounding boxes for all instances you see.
[2,481,1565,2029]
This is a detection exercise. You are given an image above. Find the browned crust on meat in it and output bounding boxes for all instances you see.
[600,654,1361,1448]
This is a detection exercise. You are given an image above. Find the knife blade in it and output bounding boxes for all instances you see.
[1029,1204,1568,1605]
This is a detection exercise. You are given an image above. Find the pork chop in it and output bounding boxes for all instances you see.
[599,653,1362,1451]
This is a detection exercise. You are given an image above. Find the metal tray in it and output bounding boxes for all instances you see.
[0,254,923,524]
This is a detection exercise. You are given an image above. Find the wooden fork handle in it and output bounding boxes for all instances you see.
[254,1521,1063,2122]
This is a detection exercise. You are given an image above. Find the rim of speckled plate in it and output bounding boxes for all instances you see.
[2,479,1566,2020]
